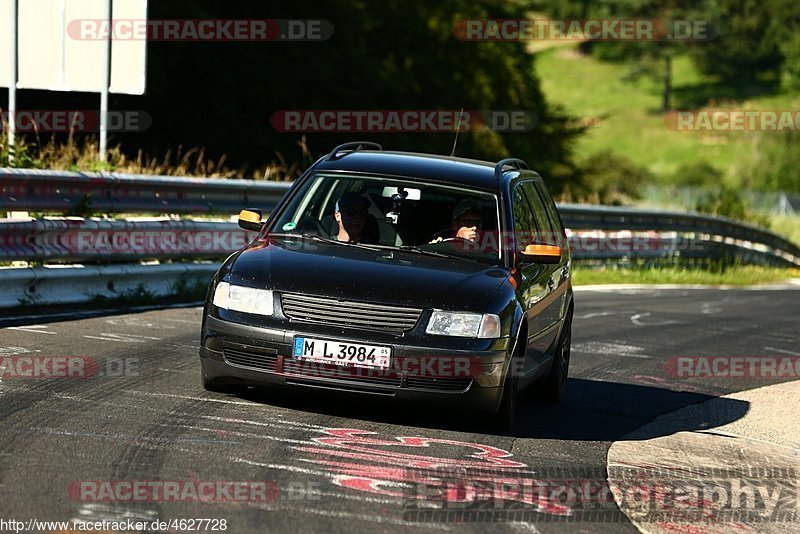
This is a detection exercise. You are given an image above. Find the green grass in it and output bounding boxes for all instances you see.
[573,265,800,286]
[535,45,800,181]
[769,215,800,247]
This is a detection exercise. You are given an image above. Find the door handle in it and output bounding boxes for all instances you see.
[560,265,570,283]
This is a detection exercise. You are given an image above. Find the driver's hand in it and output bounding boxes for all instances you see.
[428,237,444,244]
[456,226,478,241]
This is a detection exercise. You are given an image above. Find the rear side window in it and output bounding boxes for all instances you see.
[520,181,556,245]
[533,181,565,245]
[512,184,539,249]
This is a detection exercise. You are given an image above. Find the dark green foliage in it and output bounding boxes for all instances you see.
[671,161,723,186]
[111,0,582,193]
[572,150,650,204]
[695,186,771,227]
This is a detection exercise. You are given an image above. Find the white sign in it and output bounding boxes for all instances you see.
[0,0,147,95]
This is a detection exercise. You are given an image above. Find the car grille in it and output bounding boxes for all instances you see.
[406,377,473,391]
[280,293,423,333]
[282,359,402,388]
[223,347,279,372]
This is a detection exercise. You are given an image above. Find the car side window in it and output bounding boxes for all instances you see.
[520,181,556,245]
[533,181,565,245]
[512,184,539,250]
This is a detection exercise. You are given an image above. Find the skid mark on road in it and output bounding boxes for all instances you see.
[765,346,800,357]
[574,311,621,320]
[273,506,454,531]
[71,503,158,529]
[630,312,681,327]
[7,325,56,335]
[0,347,36,356]
[156,422,312,446]
[83,333,161,343]
[21,426,241,446]
[201,415,330,433]
[572,342,653,359]
[508,523,541,533]
[105,317,177,330]
[229,427,587,525]
[124,391,259,406]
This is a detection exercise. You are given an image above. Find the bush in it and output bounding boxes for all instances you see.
[695,186,771,228]
[570,150,650,205]
[671,161,724,187]
[736,134,800,193]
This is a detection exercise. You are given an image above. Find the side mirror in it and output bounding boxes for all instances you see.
[238,208,264,231]
[519,243,561,264]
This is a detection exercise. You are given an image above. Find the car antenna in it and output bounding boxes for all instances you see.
[450,108,465,157]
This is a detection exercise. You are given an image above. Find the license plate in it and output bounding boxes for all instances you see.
[293,337,392,370]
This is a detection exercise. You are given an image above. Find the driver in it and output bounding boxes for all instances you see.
[430,199,484,244]
[334,192,370,244]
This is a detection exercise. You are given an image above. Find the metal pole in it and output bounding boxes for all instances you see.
[8,0,17,161]
[99,0,112,162]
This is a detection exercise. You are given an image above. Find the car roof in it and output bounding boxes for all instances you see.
[311,150,540,190]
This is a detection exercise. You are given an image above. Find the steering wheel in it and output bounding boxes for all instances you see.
[440,237,479,250]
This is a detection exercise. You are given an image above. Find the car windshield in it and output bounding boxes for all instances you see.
[269,173,503,265]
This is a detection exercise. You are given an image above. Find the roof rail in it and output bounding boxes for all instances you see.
[326,141,383,161]
[494,158,529,180]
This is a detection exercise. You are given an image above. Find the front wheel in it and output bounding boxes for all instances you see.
[485,336,524,432]
[491,368,517,432]
[537,317,571,404]
[201,367,237,394]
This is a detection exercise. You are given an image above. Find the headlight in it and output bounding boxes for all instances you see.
[212,282,274,316]
[425,311,501,338]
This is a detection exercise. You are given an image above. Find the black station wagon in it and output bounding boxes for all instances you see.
[199,142,574,430]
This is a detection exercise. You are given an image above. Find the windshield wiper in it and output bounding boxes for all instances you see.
[396,245,479,262]
[269,232,382,252]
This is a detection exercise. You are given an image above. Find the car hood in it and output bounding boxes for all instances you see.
[225,237,509,312]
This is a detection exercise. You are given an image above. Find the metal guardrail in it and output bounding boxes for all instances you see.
[0,168,289,214]
[558,204,800,267]
[0,263,217,309]
[1,168,799,309]
[559,204,800,259]
[0,218,255,262]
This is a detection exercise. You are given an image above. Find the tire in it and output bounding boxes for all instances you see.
[538,317,572,404]
[486,334,524,432]
[201,367,236,394]
[492,367,518,432]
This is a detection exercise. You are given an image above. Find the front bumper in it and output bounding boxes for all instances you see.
[200,314,511,415]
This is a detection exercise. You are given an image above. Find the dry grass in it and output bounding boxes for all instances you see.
[0,132,311,181]
[573,265,800,286]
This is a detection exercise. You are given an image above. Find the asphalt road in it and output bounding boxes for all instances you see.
[0,287,798,533]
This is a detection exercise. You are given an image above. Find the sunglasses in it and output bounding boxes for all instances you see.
[457,216,483,226]
[342,208,367,217]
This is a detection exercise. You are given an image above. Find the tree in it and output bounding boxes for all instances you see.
[111,0,583,193]
[688,0,786,83]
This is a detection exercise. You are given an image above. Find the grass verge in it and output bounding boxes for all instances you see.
[535,45,800,182]
[573,265,800,286]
